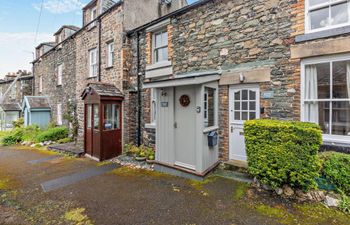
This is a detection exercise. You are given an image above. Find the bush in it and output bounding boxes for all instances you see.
[319,152,350,195]
[1,129,24,146]
[57,137,73,144]
[12,117,24,128]
[244,119,322,190]
[35,127,69,142]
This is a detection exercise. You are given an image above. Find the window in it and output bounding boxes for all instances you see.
[57,64,63,86]
[57,104,62,125]
[233,89,258,121]
[107,42,114,67]
[151,89,157,124]
[39,76,43,93]
[91,7,97,22]
[89,48,98,77]
[204,87,216,128]
[93,104,99,130]
[302,55,350,142]
[103,104,120,130]
[153,30,168,63]
[306,0,350,32]
[87,105,92,128]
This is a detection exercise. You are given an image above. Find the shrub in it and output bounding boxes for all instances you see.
[35,127,69,142]
[1,129,24,146]
[21,125,41,141]
[12,117,24,128]
[244,119,322,190]
[319,152,350,195]
[57,137,73,144]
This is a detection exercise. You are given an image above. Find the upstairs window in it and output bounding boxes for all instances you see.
[107,42,114,67]
[153,30,168,63]
[89,48,98,77]
[306,0,350,32]
[57,64,63,86]
[91,7,97,22]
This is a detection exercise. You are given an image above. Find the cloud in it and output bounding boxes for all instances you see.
[33,0,85,14]
[0,32,54,77]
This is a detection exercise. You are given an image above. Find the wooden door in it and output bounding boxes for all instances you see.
[85,104,93,156]
[101,101,122,160]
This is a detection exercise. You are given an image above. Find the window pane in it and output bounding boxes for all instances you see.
[332,101,350,136]
[242,112,248,120]
[87,105,92,128]
[161,47,168,61]
[204,87,215,127]
[249,90,256,100]
[234,91,240,100]
[305,63,330,100]
[249,101,256,111]
[333,60,350,99]
[309,0,329,7]
[310,7,329,30]
[93,105,99,130]
[249,112,256,120]
[242,102,248,110]
[331,3,349,26]
[242,90,248,100]
[234,112,240,120]
[155,33,162,48]
[234,101,240,110]
[104,104,120,130]
[162,32,168,46]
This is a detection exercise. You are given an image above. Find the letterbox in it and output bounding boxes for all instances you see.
[207,131,218,147]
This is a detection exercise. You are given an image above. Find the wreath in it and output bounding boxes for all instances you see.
[179,95,190,107]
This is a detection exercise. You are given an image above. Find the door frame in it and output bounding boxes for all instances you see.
[229,84,260,161]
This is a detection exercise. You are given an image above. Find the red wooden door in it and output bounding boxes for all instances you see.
[101,101,122,160]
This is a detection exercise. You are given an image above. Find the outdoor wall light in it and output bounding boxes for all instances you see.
[239,72,245,83]
[196,106,201,113]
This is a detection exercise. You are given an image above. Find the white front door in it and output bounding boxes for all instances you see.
[174,86,196,170]
[229,85,260,161]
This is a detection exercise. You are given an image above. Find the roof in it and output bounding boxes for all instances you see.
[81,83,124,99]
[127,0,212,35]
[35,42,56,49]
[0,103,22,111]
[82,0,98,10]
[54,25,80,35]
[22,96,51,110]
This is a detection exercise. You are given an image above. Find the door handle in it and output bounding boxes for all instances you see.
[174,122,177,128]
[231,126,233,133]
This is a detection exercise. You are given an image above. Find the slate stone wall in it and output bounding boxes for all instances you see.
[33,37,77,127]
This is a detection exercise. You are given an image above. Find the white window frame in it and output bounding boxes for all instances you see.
[107,42,114,68]
[57,64,63,86]
[152,30,168,64]
[301,53,350,144]
[57,103,63,126]
[91,7,97,22]
[305,0,350,33]
[39,76,43,93]
[145,89,157,129]
[89,48,98,77]
[203,84,219,132]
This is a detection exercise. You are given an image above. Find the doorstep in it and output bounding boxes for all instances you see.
[48,142,84,157]
[154,161,220,181]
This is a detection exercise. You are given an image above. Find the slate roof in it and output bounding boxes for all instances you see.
[0,103,21,111]
[54,25,80,35]
[24,96,51,110]
[82,83,124,99]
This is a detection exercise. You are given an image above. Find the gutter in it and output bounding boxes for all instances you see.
[98,17,102,82]
[136,31,142,146]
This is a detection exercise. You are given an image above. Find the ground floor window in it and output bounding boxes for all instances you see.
[103,104,120,130]
[302,55,350,142]
[204,87,216,128]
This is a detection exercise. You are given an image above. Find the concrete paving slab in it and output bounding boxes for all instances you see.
[27,155,63,165]
[41,163,118,192]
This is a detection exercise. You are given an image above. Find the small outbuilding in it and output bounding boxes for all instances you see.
[22,96,51,128]
[0,103,22,130]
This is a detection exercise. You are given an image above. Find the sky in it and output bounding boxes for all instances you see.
[0,0,198,77]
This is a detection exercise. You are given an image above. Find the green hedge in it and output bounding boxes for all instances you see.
[319,152,350,195]
[244,119,322,190]
[35,127,69,142]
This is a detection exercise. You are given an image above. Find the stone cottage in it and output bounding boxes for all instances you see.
[127,0,350,177]
[33,0,187,159]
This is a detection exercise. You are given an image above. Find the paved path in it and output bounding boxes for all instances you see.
[0,146,349,225]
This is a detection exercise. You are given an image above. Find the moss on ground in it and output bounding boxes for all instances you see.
[232,182,249,200]
[110,166,171,178]
[64,208,94,225]
[187,176,218,191]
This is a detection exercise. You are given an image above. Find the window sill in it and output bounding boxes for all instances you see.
[105,66,113,70]
[296,25,350,43]
[203,126,219,134]
[322,135,350,146]
[57,84,62,87]
[145,123,156,129]
[87,76,97,80]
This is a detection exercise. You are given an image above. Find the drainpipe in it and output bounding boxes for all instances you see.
[136,31,142,146]
[98,18,102,82]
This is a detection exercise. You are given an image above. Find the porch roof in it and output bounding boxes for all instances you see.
[81,83,124,99]
[143,71,221,89]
